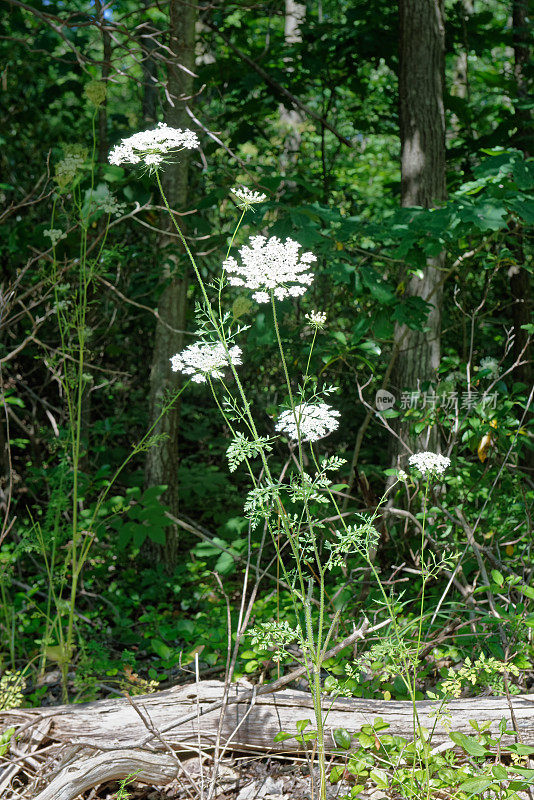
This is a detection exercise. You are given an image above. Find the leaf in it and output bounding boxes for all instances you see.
[370,768,388,789]
[519,584,534,600]
[296,718,311,733]
[492,764,508,780]
[0,727,15,757]
[45,645,67,663]
[477,432,493,462]
[459,777,495,794]
[449,731,488,756]
[333,728,352,750]
[273,731,294,742]
[148,526,166,545]
[151,638,172,661]
[491,569,504,587]
[508,198,534,225]
[214,551,237,575]
[329,764,345,784]
[511,767,534,780]
[512,160,534,190]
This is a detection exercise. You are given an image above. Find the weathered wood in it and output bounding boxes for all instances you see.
[3,681,534,800]
[3,680,534,755]
[32,749,180,800]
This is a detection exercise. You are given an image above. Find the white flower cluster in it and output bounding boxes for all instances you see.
[305,310,327,328]
[276,402,340,442]
[223,235,316,304]
[408,451,451,477]
[231,186,267,209]
[170,341,242,383]
[479,357,500,379]
[109,123,199,170]
[44,229,67,247]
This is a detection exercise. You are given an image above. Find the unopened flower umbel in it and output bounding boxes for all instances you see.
[231,186,267,209]
[170,342,242,383]
[276,402,340,442]
[223,235,316,304]
[408,451,451,477]
[109,123,199,171]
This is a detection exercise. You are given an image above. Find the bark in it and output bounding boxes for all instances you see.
[141,0,158,125]
[279,0,306,180]
[144,0,197,567]
[510,0,533,392]
[390,0,447,458]
[3,681,534,800]
[94,0,111,165]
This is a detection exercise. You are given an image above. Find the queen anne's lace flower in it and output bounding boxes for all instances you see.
[479,357,500,379]
[231,186,267,209]
[276,402,340,442]
[170,341,242,383]
[223,235,316,304]
[44,229,67,247]
[408,451,451,477]
[305,310,327,328]
[109,123,199,171]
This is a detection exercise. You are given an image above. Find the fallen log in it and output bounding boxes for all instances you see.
[2,681,534,800]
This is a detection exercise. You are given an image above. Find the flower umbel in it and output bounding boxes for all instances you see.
[109,123,199,172]
[276,402,340,442]
[230,186,267,210]
[44,229,67,247]
[223,235,316,304]
[479,357,500,379]
[305,310,327,329]
[170,341,242,383]
[408,451,451,477]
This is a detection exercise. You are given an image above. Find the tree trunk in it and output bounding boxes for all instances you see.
[144,0,197,567]
[510,0,533,473]
[510,0,533,392]
[94,0,111,165]
[279,0,306,182]
[141,0,158,125]
[390,0,447,460]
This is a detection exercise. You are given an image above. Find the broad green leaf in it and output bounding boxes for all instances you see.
[370,768,388,789]
[329,764,345,784]
[151,638,172,661]
[459,777,495,794]
[333,727,352,750]
[449,731,488,756]
[492,764,508,780]
[273,731,293,742]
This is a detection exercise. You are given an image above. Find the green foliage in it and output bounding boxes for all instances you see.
[327,717,534,799]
